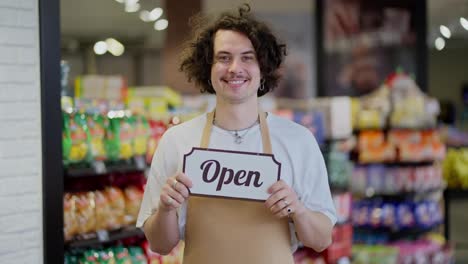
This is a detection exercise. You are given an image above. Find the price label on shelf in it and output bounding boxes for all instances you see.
[134,156,146,170]
[92,161,107,174]
[96,230,109,242]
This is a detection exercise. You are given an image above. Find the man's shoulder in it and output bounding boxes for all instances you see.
[163,113,206,138]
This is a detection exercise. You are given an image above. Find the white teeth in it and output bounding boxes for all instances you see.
[228,80,244,84]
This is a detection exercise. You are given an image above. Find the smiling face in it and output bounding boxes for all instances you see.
[210,30,261,106]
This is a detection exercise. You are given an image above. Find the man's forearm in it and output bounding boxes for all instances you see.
[143,209,180,255]
[292,209,333,252]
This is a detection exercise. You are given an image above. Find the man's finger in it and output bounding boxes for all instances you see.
[175,172,193,188]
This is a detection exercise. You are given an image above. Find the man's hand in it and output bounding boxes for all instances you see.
[265,180,306,218]
[159,172,193,212]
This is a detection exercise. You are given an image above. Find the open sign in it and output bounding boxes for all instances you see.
[183,148,281,201]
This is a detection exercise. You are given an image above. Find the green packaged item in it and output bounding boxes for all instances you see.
[128,246,147,264]
[106,115,135,161]
[131,115,150,156]
[63,112,92,164]
[97,249,116,264]
[64,252,79,264]
[80,249,100,264]
[87,113,108,161]
[112,246,132,264]
[63,112,72,164]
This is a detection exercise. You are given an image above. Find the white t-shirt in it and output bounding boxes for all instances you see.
[137,113,337,251]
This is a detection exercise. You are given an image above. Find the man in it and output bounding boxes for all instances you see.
[137,4,336,263]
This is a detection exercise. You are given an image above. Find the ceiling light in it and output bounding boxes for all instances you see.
[149,8,163,21]
[93,41,107,55]
[139,10,151,22]
[125,2,140,13]
[461,17,468,31]
[439,25,451,39]
[154,19,168,31]
[435,37,445,51]
[105,38,125,56]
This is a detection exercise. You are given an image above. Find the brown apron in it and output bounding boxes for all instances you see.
[183,111,295,264]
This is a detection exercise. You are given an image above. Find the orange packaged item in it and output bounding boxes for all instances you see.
[94,190,112,231]
[431,141,446,161]
[75,192,96,234]
[421,130,441,144]
[124,186,144,225]
[359,143,396,163]
[105,187,126,229]
[399,143,425,162]
[63,193,78,241]
[358,131,385,151]
[388,130,421,146]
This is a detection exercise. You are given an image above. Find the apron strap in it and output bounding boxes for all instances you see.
[259,111,272,155]
[200,111,215,148]
[201,110,272,154]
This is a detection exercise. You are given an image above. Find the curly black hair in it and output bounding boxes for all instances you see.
[179,4,287,97]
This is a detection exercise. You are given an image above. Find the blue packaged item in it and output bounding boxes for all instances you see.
[382,203,397,229]
[415,202,431,228]
[396,202,415,229]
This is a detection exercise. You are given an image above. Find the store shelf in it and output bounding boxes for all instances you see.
[330,185,350,194]
[354,187,444,201]
[354,223,442,241]
[65,156,147,178]
[444,188,468,200]
[354,161,436,167]
[353,127,437,133]
[65,226,144,249]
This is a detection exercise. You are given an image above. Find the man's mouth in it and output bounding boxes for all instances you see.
[223,79,248,86]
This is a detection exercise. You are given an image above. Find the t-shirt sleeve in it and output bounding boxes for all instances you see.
[136,132,174,228]
[296,135,337,226]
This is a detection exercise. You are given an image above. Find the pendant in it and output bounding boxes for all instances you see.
[234,132,242,144]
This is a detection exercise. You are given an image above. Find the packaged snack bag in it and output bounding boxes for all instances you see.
[63,112,92,164]
[75,192,96,234]
[63,112,72,163]
[112,246,132,264]
[94,190,112,231]
[97,248,116,264]
[80,249,100,264]
[396,202,415,229]
[131,115,150,156]
[123,186,143,225]
[128,247,147,264]
[146,120,167,164]
[63,193,78,241]
[106,115,135,161]
[86,113,107,161]
[105,187,126,229]
[415,202,431,228]
[381,203,396,228]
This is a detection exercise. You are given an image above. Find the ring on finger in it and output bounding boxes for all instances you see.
[282,199,289,207]
[167,196,173,206]
[172,179,178,189]
[286,207,293,217]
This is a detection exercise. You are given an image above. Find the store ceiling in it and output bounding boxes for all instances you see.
[60,0,468,50]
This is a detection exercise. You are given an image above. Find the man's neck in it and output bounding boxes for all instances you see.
[213,101,259,131]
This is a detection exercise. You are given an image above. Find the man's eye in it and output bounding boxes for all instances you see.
[242,56,255,62]
[217,56,230,62]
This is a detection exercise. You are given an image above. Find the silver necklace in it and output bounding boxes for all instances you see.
[213,117,259,144]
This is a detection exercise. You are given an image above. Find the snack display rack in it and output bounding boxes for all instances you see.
[348,73,454,263]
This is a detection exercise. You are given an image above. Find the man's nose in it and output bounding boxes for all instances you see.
[228,58,242,73]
